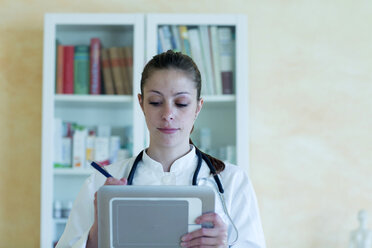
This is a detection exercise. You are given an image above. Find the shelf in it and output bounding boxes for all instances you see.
[54,218,68,224]
[202,95,235,108]
[54,168,93,176]
[55,94,133,109]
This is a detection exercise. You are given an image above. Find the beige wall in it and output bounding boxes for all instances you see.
[0,0,371,247]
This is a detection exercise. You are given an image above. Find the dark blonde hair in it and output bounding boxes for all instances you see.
[140,50,225,173]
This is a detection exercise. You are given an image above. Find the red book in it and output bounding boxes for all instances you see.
[221,72,233,94]
[90,38,101,94]
[56,45,64,94]
[63,46,74,94]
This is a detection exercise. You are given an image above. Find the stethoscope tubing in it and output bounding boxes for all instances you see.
[127,148,224,194]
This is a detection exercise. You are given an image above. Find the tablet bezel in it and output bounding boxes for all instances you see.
[97,185,215,248]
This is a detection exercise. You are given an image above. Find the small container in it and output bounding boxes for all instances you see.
[62,201,73,218]
[53,201,62,218]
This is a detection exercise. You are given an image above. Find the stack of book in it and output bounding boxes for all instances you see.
[157,25,235,95]
[56,38,133,95]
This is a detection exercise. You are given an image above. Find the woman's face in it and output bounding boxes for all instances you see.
[138,69,203,150]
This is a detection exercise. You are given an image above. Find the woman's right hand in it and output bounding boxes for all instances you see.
[86,177,127,248]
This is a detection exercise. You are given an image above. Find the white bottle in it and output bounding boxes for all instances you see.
[53,201,62,219]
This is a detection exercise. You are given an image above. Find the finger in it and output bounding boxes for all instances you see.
[182,227,220,242]
[119,177,128,185]
[93,192,98,220]
[104,177,127,185]
[196,212,226,228]
[181,236,225,247]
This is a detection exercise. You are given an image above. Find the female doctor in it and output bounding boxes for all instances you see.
[56,50,266,248]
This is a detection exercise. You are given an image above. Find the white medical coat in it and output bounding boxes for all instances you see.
[56,146,266,248]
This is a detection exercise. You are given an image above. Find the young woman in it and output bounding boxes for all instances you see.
[56,50,266,248]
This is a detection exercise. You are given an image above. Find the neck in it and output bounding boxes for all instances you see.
[146,142,191,172]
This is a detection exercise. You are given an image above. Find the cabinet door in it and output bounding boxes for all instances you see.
[41,13,145,248]
[146,14,248,167]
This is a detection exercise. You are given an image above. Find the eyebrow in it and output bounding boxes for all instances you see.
[148,90,191,96]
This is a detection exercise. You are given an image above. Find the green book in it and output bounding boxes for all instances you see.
[74,45,90,94]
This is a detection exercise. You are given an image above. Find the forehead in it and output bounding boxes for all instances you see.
[144,69,196,93]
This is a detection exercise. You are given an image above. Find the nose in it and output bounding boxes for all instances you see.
[162,104,174,121]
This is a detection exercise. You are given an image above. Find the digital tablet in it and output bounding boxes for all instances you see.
[97,185,215,248]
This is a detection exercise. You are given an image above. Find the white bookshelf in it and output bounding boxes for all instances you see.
[41,13,145,248]
[146,14,249,168]
[41,13,248,248]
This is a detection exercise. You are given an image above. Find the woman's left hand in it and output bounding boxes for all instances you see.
[180,212,228,248]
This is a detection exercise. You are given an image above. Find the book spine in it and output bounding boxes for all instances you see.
[210,26,222,95]
[118,47,130,95]
[108,47,125,95]
[221,72,233,94]
[199,25,215,95]
[74,45,90,94]
[171,25,182,52]
[100,48,115,95]
[218,27,234,94]
[90,38,101,95]
[63,46,74,94]
[179,26,191,56]
[158,25,173,52]
[123,46,133,94]
[188,28,208,95]
[56,45,64,94]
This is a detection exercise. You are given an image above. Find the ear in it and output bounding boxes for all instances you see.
[195,98,203,119]
[138,93,144,112]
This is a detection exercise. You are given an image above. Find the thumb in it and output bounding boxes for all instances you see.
[120,178,128,185]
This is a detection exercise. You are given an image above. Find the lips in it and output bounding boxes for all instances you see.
[158,128,179,134]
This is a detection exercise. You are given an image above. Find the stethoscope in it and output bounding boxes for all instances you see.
[126,147,239,246]
[127,147,224,194]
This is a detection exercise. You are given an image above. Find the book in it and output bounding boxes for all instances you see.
[209,26,222,95]
[122,46,133,94]
[74,45,90,94]
[199,26,215,95]
[118,47,130,95]
[171,25,182,52]
[63,46,74,94]
[56,45,64,94]
[108,47,126,95]
[179,25,191,56]
[100,48,115,95]
[158,25,173,52]
[218,27,234,94]
[90,38,101,95]
[188,28,208,95]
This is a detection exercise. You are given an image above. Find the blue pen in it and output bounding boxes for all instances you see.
[90,161,113,178]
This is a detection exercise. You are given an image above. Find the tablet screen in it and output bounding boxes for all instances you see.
[111,200,188,247]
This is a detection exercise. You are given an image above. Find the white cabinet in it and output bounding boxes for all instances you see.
[41,13,145,248]
[41,13,248,248]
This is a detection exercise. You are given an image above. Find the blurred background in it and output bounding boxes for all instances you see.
[0,0,371,247]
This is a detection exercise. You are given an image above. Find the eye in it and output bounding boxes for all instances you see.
[149,101,162,106]
[176,103,188,107]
